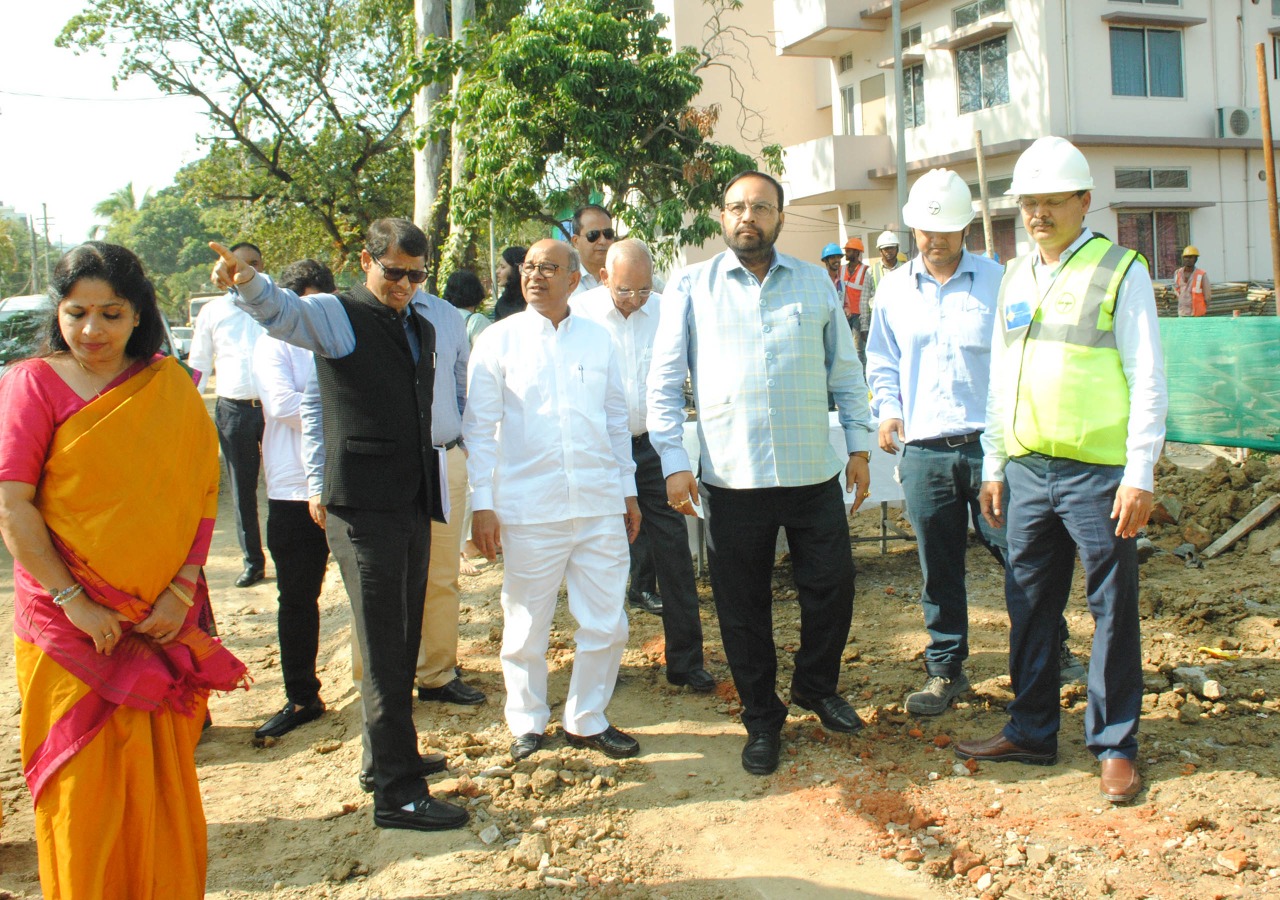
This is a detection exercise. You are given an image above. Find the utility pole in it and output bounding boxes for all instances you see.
[891,0,907,239]
[41,203,53,287]
[28,215,39,292]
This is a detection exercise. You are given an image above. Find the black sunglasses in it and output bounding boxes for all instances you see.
[580,228,616,243]
[373,257,429,284]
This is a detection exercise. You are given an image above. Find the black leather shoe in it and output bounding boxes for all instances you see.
[510,732,545,761]
[565,725,640,759]
[235,565,266,588]
[417,677,486,706]
[790,692,865,734]
[359,752,449,793]
[628,590,664,615]
[667,668,717,693]
[373,796,469,832]
[254,699,324,739]
[741,730,781,775]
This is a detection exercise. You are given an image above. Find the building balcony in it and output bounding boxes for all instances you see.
[772,0,883,58]
[782,134,894,205]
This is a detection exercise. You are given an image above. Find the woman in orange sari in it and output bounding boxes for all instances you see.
[0,242,247,899]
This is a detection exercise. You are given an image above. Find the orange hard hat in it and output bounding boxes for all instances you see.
[843,237,865,251]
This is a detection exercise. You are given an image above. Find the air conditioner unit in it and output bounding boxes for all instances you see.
[1218,106,1261,140]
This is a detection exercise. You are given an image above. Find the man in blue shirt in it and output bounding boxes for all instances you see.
[648,171,873,776]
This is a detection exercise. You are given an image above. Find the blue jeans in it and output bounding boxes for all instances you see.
[1001,455,1142,760]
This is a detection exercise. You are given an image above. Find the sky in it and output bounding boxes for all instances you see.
[0,0,208,246]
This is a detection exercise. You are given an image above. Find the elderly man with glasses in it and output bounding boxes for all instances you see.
[209,218,468,834]
[570,204,616,296]
[648,171,874,776]
[465,239,644,763]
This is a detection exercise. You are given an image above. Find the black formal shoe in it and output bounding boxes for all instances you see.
[953,732,1057,766]
[565,725,640,759]
[790,691,866,734]
[667,668,717,693]
[373,796,469,832]
[235,565,266,588]
[741,730,781,775]
[359,752,449,793]
[510,732,545,761]
[254,699,325,739]
[417,677,486,706]
[628,590,664,615]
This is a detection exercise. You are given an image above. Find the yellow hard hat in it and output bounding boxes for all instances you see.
[1182,245,1200,257]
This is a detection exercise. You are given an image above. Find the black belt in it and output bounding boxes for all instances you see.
[439,438,462,451]
[907,431,982,450]
[222,397,262,408]
[631,432,649,443]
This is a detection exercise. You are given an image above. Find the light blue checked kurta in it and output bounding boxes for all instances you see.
[647,249,872,489]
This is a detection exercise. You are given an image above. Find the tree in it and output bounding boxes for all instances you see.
[90,182,143,238]
[401,0,780,266]
[59,0,417,255]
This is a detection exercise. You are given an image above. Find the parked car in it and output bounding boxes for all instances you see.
[171,325,193,359]
[0,293,50,322]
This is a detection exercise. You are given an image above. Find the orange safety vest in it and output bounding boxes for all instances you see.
[1174,267,1207,317]
[841,263,869,318]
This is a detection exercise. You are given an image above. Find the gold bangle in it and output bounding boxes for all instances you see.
[167,580,195,608]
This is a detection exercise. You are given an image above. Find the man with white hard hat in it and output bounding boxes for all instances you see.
[862,230,903,335]
[954,137,1167,806]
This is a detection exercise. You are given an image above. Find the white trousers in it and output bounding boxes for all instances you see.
[500,515,629,736]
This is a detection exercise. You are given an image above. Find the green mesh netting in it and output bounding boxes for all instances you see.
[1160,317,1280,451]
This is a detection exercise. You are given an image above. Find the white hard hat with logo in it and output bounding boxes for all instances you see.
[1007,136,1094,195]
[902,169,976,232]
[875,230,899,249]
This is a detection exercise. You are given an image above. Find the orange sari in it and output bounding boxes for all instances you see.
[9,356,247,899]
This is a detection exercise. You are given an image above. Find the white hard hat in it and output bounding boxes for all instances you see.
[875,230,899,249]
[1007,136,1094,195]
[902,169,975,232]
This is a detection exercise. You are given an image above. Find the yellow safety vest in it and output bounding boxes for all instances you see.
[997,237,1138,466]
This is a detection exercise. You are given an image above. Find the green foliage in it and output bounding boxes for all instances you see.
[401,0,779,266]
[0,217,56,298]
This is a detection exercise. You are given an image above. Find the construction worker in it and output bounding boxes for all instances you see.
[1174,245,1211,317]
[821,242,843,288]
[863,230,904,335]
[956,136,1167,806]
[841,236,870,364]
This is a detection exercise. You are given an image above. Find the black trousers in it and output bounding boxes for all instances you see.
[703,477,855,734]
[266,499,330,708]
[326,500,431,810]
[629,434,704,675]
[215,398,265,570]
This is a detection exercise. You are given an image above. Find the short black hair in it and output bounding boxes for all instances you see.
[572,204,612,235]
[443,270,485,310]
[44,242,165,360]
[724,170,785,209]
[228,241,262,257]
[366,218,428,259]
[278,258,336,295]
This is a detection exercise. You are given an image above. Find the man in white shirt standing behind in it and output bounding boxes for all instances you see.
[189,241,269,588]
[465,239,643,762]
[576,239,714,694]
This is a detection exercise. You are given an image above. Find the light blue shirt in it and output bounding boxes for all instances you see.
[647,249,872,489]
[865,250,1003,442]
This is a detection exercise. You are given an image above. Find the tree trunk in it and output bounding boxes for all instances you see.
[414,0,449,240]
[445,0,475,270]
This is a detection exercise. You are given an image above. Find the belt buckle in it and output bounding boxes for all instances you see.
[944,432,971,448]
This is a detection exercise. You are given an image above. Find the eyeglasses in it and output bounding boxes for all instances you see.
[614,288,652,301]
[723,201,778,219]
[520,261,564,277]
[1016,194,1081,213]
[578,228,616,243]
[373,257,429,284]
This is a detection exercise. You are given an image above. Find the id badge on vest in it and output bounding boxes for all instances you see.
[1004,299,1033,335]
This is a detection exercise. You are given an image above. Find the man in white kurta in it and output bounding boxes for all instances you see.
[464,239,643,762]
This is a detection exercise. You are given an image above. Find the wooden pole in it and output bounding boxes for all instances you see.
[1256,43,1280,315]
[974,130,994,258]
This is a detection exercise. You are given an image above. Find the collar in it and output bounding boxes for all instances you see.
[907,249,978,286]
[725,248,788,278]
[1034,228,1094,273]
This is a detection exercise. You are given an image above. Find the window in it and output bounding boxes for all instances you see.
[1112,0,1180,5]
[839,52,854,73]
[846,202,862,222]
[1110,27,1183,97]
[964,217,1017,264]
[1117,210,1190,279]
[901,24,922,47]
[957,36,1009,113]
[953,0,1005,30]
[841,85,856,135]
[967,176,1013,198]
[1274,0,1280,15]
[903,64,925,127]
[1274,35,1280,78]
[1115,167,1190,189]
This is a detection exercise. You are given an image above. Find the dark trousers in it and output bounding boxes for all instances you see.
[629,435,704,674]
[1002,456,1142,760]
[215,398,265,570]
[266,499,330,708]
[703,477,854,734]
[326,501,432,809]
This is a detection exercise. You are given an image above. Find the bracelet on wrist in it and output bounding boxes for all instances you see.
[167,580,195,608]
[52,584,84,607]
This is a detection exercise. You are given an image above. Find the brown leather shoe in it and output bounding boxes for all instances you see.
[1100,758,1143,803]
[954,732,1057,766]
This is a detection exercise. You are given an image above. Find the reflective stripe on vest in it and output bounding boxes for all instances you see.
[998,238,1138,466]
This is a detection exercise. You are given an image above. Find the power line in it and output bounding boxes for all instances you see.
[0,88,180,103]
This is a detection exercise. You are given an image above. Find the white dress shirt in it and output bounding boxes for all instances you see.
[463,307,637,525]
[188,292,267,398]
[574,286,660,436]
[252,336,314,501]
[571,272,602,297]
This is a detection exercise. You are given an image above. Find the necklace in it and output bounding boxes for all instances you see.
[73,354,131,400]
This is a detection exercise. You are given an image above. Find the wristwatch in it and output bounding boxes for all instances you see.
[850,451,870,460]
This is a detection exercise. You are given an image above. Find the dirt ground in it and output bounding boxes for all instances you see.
[1,445,1279,900]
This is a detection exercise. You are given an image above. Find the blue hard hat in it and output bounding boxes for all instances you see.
[820,242,842,259]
